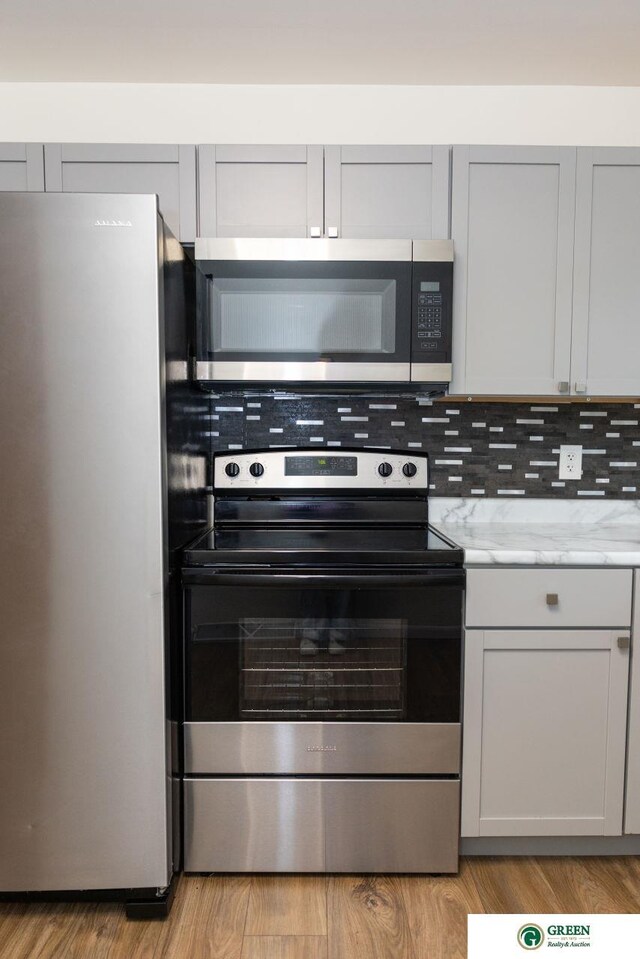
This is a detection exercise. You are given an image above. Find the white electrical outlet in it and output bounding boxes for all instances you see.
[559,445,583,480]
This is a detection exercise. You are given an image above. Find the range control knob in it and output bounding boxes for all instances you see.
[225,462,240,478]
[402,462,418,477]
[378,462,393,478]
[249,462,264,478]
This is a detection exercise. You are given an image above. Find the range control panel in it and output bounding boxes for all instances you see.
[214,449,429,491]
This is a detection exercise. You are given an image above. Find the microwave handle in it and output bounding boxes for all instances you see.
[182,569,465,588]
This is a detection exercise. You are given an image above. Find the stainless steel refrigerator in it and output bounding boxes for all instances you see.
[0,193,207,916]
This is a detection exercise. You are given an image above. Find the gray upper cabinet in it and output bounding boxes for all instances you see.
[197,145,324,238]
[197,144,451,240]
[571,148,640,396]
[323,145,450,239]
[450,146,577,396]
[0,144,44,192]
[43,144,197,242]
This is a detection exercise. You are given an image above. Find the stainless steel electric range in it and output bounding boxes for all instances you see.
[181,447,464,874]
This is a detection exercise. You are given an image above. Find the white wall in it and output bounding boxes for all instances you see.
[2,83,640,145]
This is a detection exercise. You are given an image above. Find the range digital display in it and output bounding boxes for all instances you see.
[285,455,358,477]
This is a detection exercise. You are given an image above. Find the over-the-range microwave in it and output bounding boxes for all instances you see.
[194,238,453,388]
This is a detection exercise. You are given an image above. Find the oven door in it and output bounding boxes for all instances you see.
[195,239,412,384]
[183,567,463,775]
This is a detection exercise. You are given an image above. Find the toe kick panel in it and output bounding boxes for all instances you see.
[184,777,459,873]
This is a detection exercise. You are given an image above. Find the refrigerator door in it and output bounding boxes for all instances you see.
[0,193,171,891]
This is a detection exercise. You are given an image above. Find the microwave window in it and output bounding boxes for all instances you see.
[208,277,397,354]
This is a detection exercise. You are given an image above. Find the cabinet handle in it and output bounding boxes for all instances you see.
[310,227,322,238]
[558,381,569,393]
[327,226,339,238]
[546,593,559,606]
[618,636,630,649]
[574,382,587,393]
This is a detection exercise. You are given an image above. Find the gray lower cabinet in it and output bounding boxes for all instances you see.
[571,148,640,396]
[624,570,640,833]
[323,145,450,239]
[0,144,44,191]
[197,145,324,238]
[461,627,630,837]
[450,145,577,396]
[43,144,197,242]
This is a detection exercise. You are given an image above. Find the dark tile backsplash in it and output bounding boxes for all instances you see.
[201,392,640,497]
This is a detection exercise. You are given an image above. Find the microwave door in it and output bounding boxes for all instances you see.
[195,242,413,384]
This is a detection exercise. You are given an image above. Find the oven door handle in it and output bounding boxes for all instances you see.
[182,569,465,588]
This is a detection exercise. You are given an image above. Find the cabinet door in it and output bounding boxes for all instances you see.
[451,146,576,395]
[324,145,450,239]
[571,148,640,396]
[461,629,629,838]
[197,145,323,238]
[43,144,196,242]
[625,570,640,833]
[0,144,44,191]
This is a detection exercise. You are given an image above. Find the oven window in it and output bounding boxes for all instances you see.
[208,277,397,354]
[185,581,461,723]
[239,615,405,718]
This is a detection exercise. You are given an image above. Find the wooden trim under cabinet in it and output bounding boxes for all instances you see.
[441,395,640,404]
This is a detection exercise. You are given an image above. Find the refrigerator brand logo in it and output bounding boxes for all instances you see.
[517,924,544,950]
[306,745,337,752]
[93,219,133,227]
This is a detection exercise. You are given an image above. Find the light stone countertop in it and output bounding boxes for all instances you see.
[430,497,640,566]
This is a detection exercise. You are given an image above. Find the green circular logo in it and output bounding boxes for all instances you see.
[517,924,545,950]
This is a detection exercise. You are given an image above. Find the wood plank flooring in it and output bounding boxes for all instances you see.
[1,858,639,959]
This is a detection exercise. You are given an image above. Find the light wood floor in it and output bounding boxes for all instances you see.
[1,857,639,959]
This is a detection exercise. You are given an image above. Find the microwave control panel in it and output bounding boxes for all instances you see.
[411,260,453,363]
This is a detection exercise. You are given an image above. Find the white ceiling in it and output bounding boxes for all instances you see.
[1,0,639,85]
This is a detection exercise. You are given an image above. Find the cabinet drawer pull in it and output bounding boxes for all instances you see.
[618,636,630,649]
[546,593,559,606]
[557,381,569,393]
[309,226,322,238]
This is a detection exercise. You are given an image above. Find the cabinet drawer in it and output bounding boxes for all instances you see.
[466,568,632,628]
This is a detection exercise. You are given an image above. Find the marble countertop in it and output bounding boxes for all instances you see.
[430,497,640,566]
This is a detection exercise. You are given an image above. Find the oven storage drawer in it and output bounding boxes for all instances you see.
[466,568,633,628]
[185,721,461,775]
[184,777,460,873]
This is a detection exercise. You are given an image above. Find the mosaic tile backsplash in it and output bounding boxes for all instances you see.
[200,393,640,497]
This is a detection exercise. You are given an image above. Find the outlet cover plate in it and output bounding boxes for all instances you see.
[559,444,583,480]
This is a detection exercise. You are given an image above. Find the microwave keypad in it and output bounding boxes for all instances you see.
[417,292,442,339]
[413,265,451,359]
